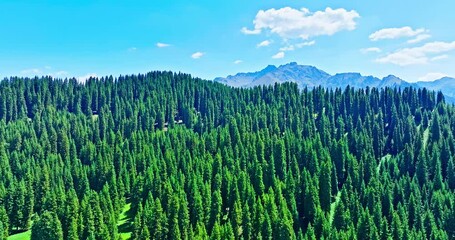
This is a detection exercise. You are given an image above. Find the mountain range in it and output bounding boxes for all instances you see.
[214,62,455,102]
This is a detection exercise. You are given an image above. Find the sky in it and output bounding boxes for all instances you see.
[1,0,455,82]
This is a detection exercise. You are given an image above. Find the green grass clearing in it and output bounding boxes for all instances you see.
[329,191,342,226]
[377,154,392,174]
[118,202,133,240]
[423,127,430,150]
[7,202,133,240]
[7,230,31,240]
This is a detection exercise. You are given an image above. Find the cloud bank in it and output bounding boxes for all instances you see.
[242,7,360,40]
[376,41,455,66]
[369,27,426,41]
[191,52,205,59]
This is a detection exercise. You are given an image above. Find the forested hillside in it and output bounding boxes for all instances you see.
[1,72,455,239]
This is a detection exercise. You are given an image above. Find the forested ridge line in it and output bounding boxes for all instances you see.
[0,71,455,239]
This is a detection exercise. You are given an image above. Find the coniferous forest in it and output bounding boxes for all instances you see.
[1,71,455,239]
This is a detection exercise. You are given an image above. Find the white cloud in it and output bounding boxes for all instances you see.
[242,7,359,40]
[191,52,205,59]
[241,27,261,35]
[280,41,315,51]
[20,68,42,75]
[156,42,171,48]
[128,47,137,52]
[257,40,272,48]
[52,71,68,77]
[407,34,431,44]
[369,27,426,41]
[431,54,449,61]
[280,45,295,51]
[296,40,316,47]
[234,60,243,64]
[360,47,381,54]
[272,52,285,59]
[376,41,455,66]
[77,73,97,82]
[21,68,70,78]
[418,72,447,82]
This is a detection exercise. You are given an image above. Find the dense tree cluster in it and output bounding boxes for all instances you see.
[0,72,454,239]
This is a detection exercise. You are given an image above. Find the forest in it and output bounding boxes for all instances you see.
[0,71,455,239]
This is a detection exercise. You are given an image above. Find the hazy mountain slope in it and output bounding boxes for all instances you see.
[378,75,415,88]
[214,65,278,88]
[325,73,381,89]
[215,62,330,88]
[416,77,455,99]
[214,63,414,90]
[214,63,455,102]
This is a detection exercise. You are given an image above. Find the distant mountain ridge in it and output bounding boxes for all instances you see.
[214,62,455,102]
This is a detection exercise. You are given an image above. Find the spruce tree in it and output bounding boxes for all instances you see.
[31,211,63,240]
[319,161,332,212]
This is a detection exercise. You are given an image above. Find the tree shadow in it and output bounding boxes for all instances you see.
[10,229,29,235]
[118,202,134,234]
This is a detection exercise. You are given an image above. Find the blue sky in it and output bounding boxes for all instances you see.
[1,0,454,82]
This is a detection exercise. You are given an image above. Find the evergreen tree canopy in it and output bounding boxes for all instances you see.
[0,72,452,239]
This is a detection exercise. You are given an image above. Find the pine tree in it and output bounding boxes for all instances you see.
[91,194,110,240]
[232,200,243,239]
[178,193,190,240]
[416,150,428,186]
[307,150,320,175]
[444,205,455,239]
[431,113,441,141]
[391,212,404,240]
[210,221,221,240]
[277,197,296,240]
[222,222,235,240]
[303,182,319,224]
[242,203,253,240]
[0,222,4,240]
[305,224,317,240]
[424,210,437,240]
[0,207,8,240]
[31,211,63,240]
[333,199,350,230]
[434,159,444,191]
[313,209,325,239]
[151,198,167,240]
[168,195,182,240]
[63,189,79,240]
[138,227,151,240]
[169,218,181,240]
[357,211,375,240]
[380,217,390,240]
[319,161,332,212]
[274,139,287,180]
[262,213,273,240]
[408,193,421,230]
[209,190,222,232]
[447,158,455,190]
